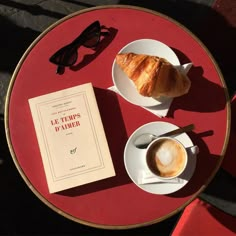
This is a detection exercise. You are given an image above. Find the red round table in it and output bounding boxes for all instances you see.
[4,5,230,229]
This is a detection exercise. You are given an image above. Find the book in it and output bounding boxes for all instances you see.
[28,83,115,193]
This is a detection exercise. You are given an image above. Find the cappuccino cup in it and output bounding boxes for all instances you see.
[146,137,187,179]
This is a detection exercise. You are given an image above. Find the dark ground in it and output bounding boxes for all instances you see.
[0,0,236,235]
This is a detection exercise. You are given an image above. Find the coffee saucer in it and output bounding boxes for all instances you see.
[124,121,197,195]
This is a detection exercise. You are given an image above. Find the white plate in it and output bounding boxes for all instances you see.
[124,121,197,195]
[112,39,180,107]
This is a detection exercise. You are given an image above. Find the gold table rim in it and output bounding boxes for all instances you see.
[4,4,231,230]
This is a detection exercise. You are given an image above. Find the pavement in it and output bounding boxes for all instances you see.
[0,0,236,235]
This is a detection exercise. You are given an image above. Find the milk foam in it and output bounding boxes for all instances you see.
[147,138,186,178]
[156,148,174,166]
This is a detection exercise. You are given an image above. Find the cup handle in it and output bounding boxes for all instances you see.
[187,145,199,156]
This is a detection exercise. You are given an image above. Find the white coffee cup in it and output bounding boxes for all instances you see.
[146,137,188,179]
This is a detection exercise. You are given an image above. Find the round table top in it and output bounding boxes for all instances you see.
[5,5,230,229]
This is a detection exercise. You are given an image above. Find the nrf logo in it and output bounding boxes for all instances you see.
[70,147,77,155]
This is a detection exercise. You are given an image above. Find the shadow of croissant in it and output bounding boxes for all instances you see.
[168,65,227,117]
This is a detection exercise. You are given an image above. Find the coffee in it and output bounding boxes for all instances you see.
[146,137,187,178]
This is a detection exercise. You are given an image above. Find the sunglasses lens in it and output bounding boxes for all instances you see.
[81,21,101,48]
[50,46,77,66]
[65,48,78,65]
[83,32,100,48]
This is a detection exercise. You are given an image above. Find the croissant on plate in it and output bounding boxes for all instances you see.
[115,53,191,98]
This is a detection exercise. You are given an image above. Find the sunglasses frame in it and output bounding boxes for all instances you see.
[49,21,104,73]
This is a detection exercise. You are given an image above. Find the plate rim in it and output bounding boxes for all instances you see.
[124,121,197,195]
[112,38,180,107]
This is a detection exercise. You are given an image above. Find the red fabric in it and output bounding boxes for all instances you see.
[172,198,236,236]
[7,6,230,227]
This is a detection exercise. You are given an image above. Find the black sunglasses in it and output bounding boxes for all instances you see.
[49,21,108,74]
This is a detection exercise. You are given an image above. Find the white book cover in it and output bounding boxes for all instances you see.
[29,83,115,193]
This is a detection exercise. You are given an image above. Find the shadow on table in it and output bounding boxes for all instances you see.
[70,26,118,72]
[119,0,236,97]
[170,96,236,214]
[59,87,132,197]
[170,48,227,115]
[168,66,227,117]
[168,64,227,116]
[168,129,222,198]
[95,87,132,184]
[1,0,236,235]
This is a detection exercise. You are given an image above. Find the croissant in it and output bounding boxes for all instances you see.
[115,53,191,98]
